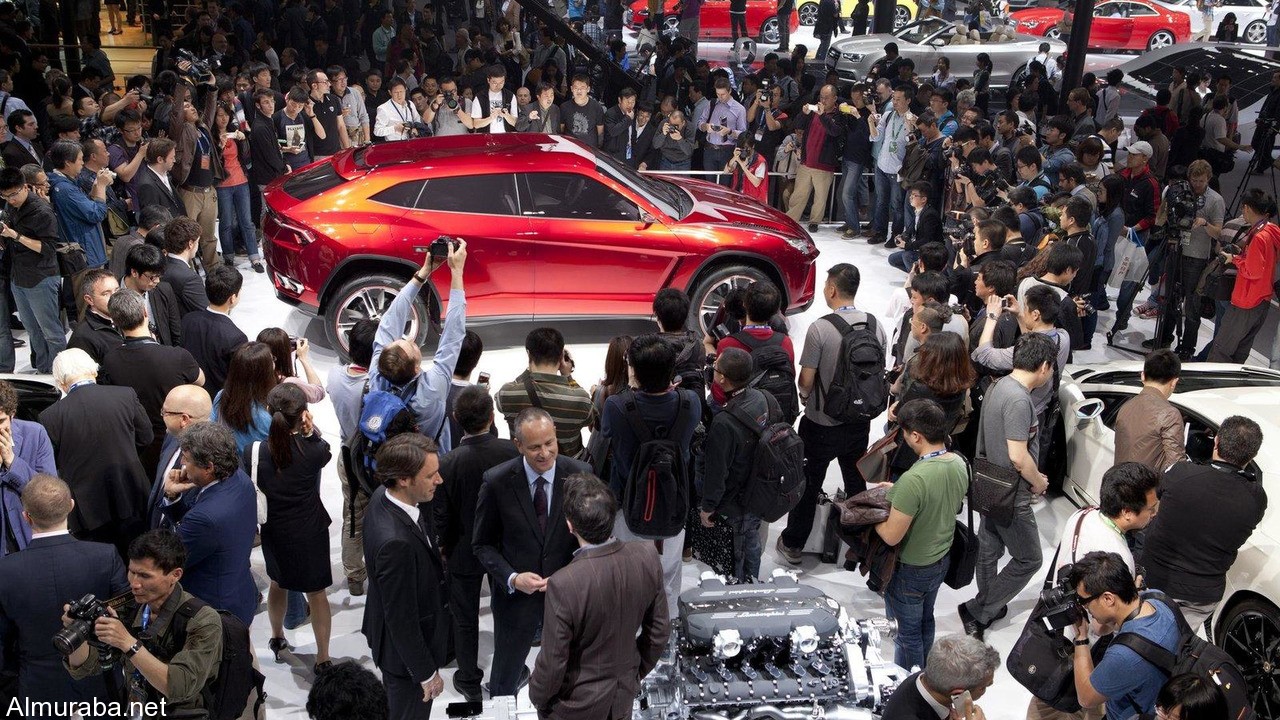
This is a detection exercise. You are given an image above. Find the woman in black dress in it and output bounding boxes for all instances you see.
[249,383,335,672]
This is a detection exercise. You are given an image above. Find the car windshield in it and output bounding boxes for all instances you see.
[592,149,692,220]
[895,17,947,44]
[1083,368,1280,392]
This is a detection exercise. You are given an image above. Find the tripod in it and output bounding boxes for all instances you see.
[1229,127,1280,218]
[1108,226,1190,358]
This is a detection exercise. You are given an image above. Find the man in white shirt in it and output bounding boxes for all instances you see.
[374,77,422,142]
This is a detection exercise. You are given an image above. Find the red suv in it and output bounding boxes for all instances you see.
[262,134,818,356]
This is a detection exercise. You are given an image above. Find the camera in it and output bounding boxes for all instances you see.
[174,48,216,79]
[1165,179,1199,231]
[708,322,734,343]
[54,593,132,657]
[429,235,460,259]
[406,121,430,136]
[1222,242,1243,255]
[443,91,459,111]
[1037,570,1084,630]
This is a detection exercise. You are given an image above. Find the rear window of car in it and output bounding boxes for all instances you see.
[281,163,349,200]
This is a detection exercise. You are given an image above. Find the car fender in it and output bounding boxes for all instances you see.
[316,253,429,313]
[680,249,792,306]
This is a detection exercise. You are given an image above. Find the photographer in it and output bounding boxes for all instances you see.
[724,135,768,205]
[651,110,695,171]
[64,529,224,717]
[786,85,848,233]
[1158,162,1223,356]
[1208,188,1280,362]
[1250,70,1280,170]
[889,182,942,273]
[953,147,1005,210]
[373,77,422,142]
[169,78,224,272]
[423,77,470,137]
[837,83,874,239]
[47,140,110,270]
[747,82,787,165]
[952,219,1008,313]
[976,122,1014,184]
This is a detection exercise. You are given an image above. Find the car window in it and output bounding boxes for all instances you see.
[1083,391,1134,430]
[369,180,427,209]
[523,173,640,221]
[282,163,350,200]
[1084,369,1280,392]
[416,174,520,215]
[1128,2,1157,15]
[896,17,946,43]
[1095,1,1126,16]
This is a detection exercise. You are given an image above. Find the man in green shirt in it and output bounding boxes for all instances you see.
[875,398,969,671]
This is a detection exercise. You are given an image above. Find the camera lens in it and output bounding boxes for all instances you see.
[53,620,94,656]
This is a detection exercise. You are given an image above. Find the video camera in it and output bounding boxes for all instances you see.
[1165,180,1199,231]
[53,592,135,664]
[174,48,218,80]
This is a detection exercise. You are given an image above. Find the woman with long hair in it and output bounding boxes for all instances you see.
[888,330,975,473]
[586,335,633,480]
[46,76,74,119]
[256,328,326,403]
[212,342,277,453]
[213,101,265,272]
[973,53,992,115]
[253,383,335,672]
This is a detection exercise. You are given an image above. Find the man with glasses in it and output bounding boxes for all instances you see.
[307,68,349,159]
[20,165,50,201]
[0,167,54,372]
[146,385,211,529]
[1068,551,1182,720]
[107,108,148,213]
[122,242,183,347]
[1028,463,1160,720]
[331,66,369,147]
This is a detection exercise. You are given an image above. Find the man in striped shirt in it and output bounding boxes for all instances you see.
[495,328,594,457]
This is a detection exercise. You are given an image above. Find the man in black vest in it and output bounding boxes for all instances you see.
[463,65,517,134]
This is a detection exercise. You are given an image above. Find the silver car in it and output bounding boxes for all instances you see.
[825,17,1066,89]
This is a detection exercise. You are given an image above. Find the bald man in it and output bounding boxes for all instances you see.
[146,385,212,530]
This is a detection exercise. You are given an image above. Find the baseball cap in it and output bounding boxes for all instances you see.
[1128,140,1153,157]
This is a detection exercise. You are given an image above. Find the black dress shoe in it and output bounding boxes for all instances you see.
[452,676,482,703]
[866,234,884,245]
[807,222,819,233]
[958,603,984,640]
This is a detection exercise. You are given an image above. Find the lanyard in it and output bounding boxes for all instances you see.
[834,304,857,313]
[919,449,947,461]
[1099,512,1123,538]
[742,324,771,331]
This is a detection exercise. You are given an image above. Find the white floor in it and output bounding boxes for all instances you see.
[23,224,1260,719]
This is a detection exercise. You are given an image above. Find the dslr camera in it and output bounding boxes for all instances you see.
[53,593,133,659]
[1037,570,1084,630]
[174,48,216,79]
[442,90,460,111]
[429,235,461,259]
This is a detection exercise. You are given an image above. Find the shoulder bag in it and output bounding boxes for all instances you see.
[969,378,1022,527]
[855,425,899,487]
[944,453,978,589]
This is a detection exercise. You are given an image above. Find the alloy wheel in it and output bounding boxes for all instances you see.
[760,17,780,45]
[1246,20,1267,44]
[697,273,759,332]
[894,5,911,28]
[1222,605,1280,717]
[333,283,420,355]
[1147,30,1175,50]
[798,2,818,25]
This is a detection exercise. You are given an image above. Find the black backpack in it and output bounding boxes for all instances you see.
[667,331,708,413]
[166,597,266,720]
[898,136,929,189]
[620,392,696,540]
[727,390,806,522]
[731,331,799,424]
[1113,592,1257,720]
[817,313,887,423]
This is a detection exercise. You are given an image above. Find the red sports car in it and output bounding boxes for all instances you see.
[1011,0,1191,51]
[627,0,798,45]
[262,134,818,356]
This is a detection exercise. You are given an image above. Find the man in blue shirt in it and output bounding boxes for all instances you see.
[368,240,468,454]
[1070,551,1182,720]
[46,139,109,268]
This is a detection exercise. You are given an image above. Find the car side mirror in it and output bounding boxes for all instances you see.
[636,212,658,230]
[1074,398,1104,428]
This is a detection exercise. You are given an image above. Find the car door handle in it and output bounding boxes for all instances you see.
[515,231,538,236]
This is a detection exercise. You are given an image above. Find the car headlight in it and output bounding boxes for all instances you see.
[783,234,814,253]
[840,51,866,62]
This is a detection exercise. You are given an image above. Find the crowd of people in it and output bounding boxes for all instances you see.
[0,0,1276,718]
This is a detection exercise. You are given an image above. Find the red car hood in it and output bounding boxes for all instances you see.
[665,176,811,238]
[1011,8,1065,23]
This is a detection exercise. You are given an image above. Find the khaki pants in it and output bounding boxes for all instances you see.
[1026,697,1105,720]
[338,458,368,583]
[179,186,222,271]
[786,164,835,225]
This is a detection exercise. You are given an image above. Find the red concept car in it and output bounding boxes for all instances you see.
[626,0,799,44]
[1011,0,1191,51]
[262,134,819,357]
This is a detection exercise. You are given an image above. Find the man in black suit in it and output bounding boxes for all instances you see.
[180,264,247,397]
[146,384,211,531]
[121,243,184,347]
[0,475,129,716]
[66,269,123,364]
[362,433,450,720]
[41,347,154,559]
[888,181,943,273]
[1,110,44,171]
[879,634,998,719]
[134,138,187,221]
[160,216,210,317]
[473,407,590,697]
[435,386,518,702]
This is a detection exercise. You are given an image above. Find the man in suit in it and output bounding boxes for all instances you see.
[435,385,518,702]
[41,348,154,559]
[121,243,184,347]
[0,379,58,557]
[66,269,123,363]
[147,384,211,531]
[362,433,449,720]
[109,204,170,282]
[2,110,44,171]
[878,634,998,719]
[156,421,258,625]
[134,138,187,222]
[888,181,943,273]
[181,264,247,397]
[160,216,211,317]
[0,475,129,717]
[529,474,669,719]
[474,407,590,697]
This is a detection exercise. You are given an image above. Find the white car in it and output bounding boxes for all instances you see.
[1058,361,1280,715]
[1149,0,1270,42]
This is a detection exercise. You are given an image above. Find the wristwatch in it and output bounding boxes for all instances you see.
[125,639,144,657]
[1074,638,1090,647]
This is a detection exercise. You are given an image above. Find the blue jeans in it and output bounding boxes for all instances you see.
[839,160,868,232]
[659,157,691,171]
[216,183,261,260]
[872,167,904,238]
[731,512,763,583]
[884,555,949,671]
[1268,23,1279,47]
[888,250,918,272]
[12,275,65,373]
[703,144,734,185]
[284,589,308,628]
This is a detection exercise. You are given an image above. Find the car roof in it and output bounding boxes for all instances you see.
[355,133,599,173]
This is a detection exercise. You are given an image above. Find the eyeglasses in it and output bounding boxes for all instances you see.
[0,189,22,201]
[161,409,188,418]
[142,271,163,283]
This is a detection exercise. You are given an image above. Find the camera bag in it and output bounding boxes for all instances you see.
[944,454,978,590]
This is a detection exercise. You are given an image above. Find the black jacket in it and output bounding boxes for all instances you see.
[148,283,184,346]
[66,311,123,364]
[951,250,1001,315]
[134,165,187,220]
[161,256,209,317]
[815,0,845,36]
[702,388,779,517]
[0,138,43,172]
[901,206,943,251]
[1063,230,1097,296]
[180,309,248,397]
[361,486,451,683]
[435,433,519,577]
[249,108,287,186]
[796,110,847,169]
[602,105,637,161]
[841,107,873,166]
[880,672,936,719]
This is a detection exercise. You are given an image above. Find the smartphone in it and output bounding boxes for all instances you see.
[951,689,973,714]
[1001,296,1012,310]
[444,701,483,718]
[477,371,490,386]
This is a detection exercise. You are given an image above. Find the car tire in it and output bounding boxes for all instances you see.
[1045,27,1062,40]
[894,4,911,28]
[688,263,771,335]
[1245,19,1267,44]
[1219,597,1280,713]
[1146,29,1176,50]
[759,17,781,45]
[324,273,433,360]
[1009,65,1030,90]
[798,2,818,25]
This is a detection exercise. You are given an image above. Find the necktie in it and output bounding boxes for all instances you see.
[416,512,433,547]
[534,476,548,533]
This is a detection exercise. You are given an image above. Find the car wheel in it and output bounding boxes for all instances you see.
[894,4,911,28]
[325,273,431,360]
[798,2,818,25]
[1045,27,1062,40]
[759,17,781,45]
[1245,19,1267,44]
[1009,66,1029,90]
[1147,29,1176,50]
[1220,598,1280,716]
[662,15,680,36]
[689,264,770,334]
